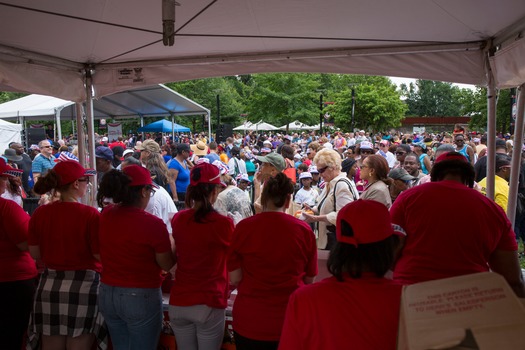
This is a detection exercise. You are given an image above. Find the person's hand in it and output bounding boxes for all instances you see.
[253,171,263,186]
[301,211,317,223]
[228,211,243,225]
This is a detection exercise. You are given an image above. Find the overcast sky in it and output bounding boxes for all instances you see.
[389,76,476,91]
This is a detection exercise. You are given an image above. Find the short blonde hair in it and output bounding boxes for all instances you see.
[314,148,342,171]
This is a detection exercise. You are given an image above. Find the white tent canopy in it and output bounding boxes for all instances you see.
[233,121,254,131]
[251,121,279,131]
[279,120,313,131]
[0,0,523,102]
[0,84,209,121]
[0,84,211,138]
[0,119,21,153]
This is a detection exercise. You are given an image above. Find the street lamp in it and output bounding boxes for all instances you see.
[349,84,357,131]
[319,94,324,135]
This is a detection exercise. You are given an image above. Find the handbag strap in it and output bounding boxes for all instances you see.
[332,178,357,212]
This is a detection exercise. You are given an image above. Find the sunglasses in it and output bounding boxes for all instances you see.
[395,152,406,155]
[42,145,53,148]
[360,150,373,154]
[317,166,329,174]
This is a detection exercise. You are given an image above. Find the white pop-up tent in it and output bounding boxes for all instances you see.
[280,120,313,131]
[0,119,22,153]
[0,84,211,139]
[0,0,524,220]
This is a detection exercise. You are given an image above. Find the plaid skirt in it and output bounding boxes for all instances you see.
[27,269,108,349]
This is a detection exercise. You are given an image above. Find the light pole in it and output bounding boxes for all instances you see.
[319,94,324,135]
[216,94,221,142]
[349,84,356,131]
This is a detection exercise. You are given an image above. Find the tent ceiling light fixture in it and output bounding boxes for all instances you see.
[162,0,180,46]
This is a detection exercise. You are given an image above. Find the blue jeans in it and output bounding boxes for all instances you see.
[98,283,163,350]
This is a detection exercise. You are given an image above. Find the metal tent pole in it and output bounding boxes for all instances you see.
[507,84,525,225]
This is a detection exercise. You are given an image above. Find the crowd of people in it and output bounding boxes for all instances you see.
[1,124,524,350]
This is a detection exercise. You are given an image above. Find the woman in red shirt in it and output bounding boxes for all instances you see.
[169,162,234,350]
[0,158,37,349]
[97,165,174,350]
[279,200,405,350]
[228,173,318,350]
[28,160,101,350]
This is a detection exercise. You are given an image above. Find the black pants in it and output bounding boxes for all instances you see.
[235,332,279,350]
[325,230,337,251]
[0,277,37,350]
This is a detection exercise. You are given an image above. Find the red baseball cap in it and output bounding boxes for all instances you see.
[336,199,405,247]
[190,162,225,187]
[53,160,96,186]
[434,151,467,164]
[123,165,158,188]
[0,158,23,178]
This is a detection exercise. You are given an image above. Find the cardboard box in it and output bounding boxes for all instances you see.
[398,272,525,349]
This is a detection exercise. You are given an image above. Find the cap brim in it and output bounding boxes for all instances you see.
[256,155,268,163]
[392,224,406,237]
[2,169,23,177]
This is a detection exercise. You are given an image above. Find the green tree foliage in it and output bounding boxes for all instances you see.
[166,77,247,131]
[402,80,467,116]
[327,81,407,132]
[0,91,26,103]
[467,87,514,133]
[246,73,321,127]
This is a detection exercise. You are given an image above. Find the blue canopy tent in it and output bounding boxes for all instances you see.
[137,119,190,133]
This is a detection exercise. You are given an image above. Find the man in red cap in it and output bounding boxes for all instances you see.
[390,151,525,297]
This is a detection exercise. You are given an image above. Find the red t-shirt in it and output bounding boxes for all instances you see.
[391,180,518,285]
[28,201,101,272]
[0,198,37,282]
[279,275,403,350]
[99,205,171,288]
[170,209,234,309]
[228,212,318,341]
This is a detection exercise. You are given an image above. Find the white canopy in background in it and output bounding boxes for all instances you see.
[0,84,209,121]
[0,119,22,153]
[0,84,211,138]
[279,120,313,131]
[233,122,254,131]
[251,121,279,131]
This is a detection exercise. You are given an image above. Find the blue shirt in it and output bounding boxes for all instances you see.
[32,154,55,175]
[205,153,221,164]
[168,159,190,194]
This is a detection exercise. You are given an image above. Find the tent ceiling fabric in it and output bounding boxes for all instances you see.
[0,84,209,121]
[0,0,524,101]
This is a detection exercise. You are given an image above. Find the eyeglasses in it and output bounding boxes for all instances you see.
[317,166,329,174]
[78,177,90,183]
[395,152,406,155]
[42,145,52,148]
[360,150,373,154]
[146,186,156,197]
